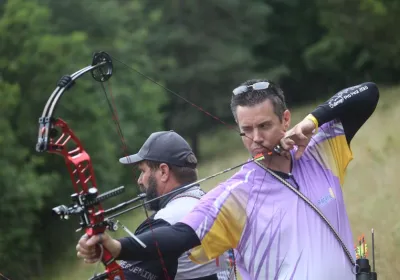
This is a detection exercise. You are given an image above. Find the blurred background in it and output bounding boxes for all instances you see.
[1,0,399,279]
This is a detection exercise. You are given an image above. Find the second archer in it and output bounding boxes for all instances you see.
[77,130,233,280]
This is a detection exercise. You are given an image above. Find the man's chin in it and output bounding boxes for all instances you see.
[144,196,158,211]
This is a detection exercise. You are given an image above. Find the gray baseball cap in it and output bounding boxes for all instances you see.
[119,130,197,168]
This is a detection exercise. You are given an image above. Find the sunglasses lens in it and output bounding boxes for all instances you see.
[232,85,248,95]
[252,82,270,90]
[232,82,270,95]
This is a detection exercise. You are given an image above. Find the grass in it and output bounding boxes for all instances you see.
[41,85,400,280]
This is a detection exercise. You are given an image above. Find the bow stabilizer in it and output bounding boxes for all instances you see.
[35,52,125,280]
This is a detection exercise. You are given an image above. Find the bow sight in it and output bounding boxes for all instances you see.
[52,185,148,246]
[52,186,125,225]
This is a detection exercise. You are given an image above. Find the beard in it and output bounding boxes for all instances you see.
[143,173,160,212]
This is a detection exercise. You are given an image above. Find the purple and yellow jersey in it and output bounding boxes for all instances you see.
[180,119,356,279]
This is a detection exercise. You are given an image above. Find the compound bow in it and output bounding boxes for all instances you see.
[36,52,134,280]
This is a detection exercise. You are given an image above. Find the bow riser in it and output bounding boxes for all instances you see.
[49,118,123,280]
[49,118,97,194]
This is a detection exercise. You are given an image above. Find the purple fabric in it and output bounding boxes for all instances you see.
[181,120,356,280]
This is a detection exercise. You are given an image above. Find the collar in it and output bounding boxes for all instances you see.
[158,183,201,210]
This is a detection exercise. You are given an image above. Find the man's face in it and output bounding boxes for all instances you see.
[137,162,160,211]
[236,99,290,157]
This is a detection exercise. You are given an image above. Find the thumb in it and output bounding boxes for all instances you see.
[86,234,105,247]
[296,131,308,141]
[289,126,307,141]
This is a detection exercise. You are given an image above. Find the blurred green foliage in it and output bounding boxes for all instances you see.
[0,0,399,278]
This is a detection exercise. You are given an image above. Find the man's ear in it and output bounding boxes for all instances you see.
[158,163,170,183]
[282,109,291,131]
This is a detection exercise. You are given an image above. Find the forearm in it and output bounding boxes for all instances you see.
[116,222,201,261]
[309,82,379,143]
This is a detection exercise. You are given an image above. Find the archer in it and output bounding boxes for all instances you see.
[78,130,234,279]
[77,79,379,280]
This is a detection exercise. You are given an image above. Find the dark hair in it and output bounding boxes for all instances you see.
[230,79,287,122]
[144,154,198,185]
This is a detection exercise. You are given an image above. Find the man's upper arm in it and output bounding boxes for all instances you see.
[311,82,379,145]
[336,82,379,144]
[307,120,353,185]
[120,218,179,279]
[307,82,379,184]
[180,180,250,263]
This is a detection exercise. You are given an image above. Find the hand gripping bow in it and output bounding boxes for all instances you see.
[36,52,126,280]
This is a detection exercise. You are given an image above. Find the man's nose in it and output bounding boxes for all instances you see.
[137,173,143,185]
[253,129,263,144]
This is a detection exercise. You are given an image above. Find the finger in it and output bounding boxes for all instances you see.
[79,233,89,242]
[299,134,308,141]
[284,130,295,140]
[295,145,306,160]
[78,234,93,249]
[84,257,100,264]
[78,240,96,252]
[76,245,97,257]
[77,245,97,256]
[285,138,295,146]
[77,251,95,260]
[86,234,104,247]
[294,128,308,141]
[77,251,84,259]
[77,246,99,259]
[280,138,295,151]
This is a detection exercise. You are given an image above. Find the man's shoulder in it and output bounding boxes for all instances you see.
[201,163,260,195]
[223,162,259,186]
[134,214,171,235]
[155,166,257,224]
[173,186,205,200]
[154,190,203,224]
[302,120,353,184]
[309,119,345,144]
[191,164,258,208]
[303,119,350,157]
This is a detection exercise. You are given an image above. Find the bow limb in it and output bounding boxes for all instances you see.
[36,52,125,280]
[0,273,11,280]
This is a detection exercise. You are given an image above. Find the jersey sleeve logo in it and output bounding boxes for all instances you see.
[317,187,336,207]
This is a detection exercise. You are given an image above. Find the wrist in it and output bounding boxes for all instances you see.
[304,114,319,133]
[109,239,122,258]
